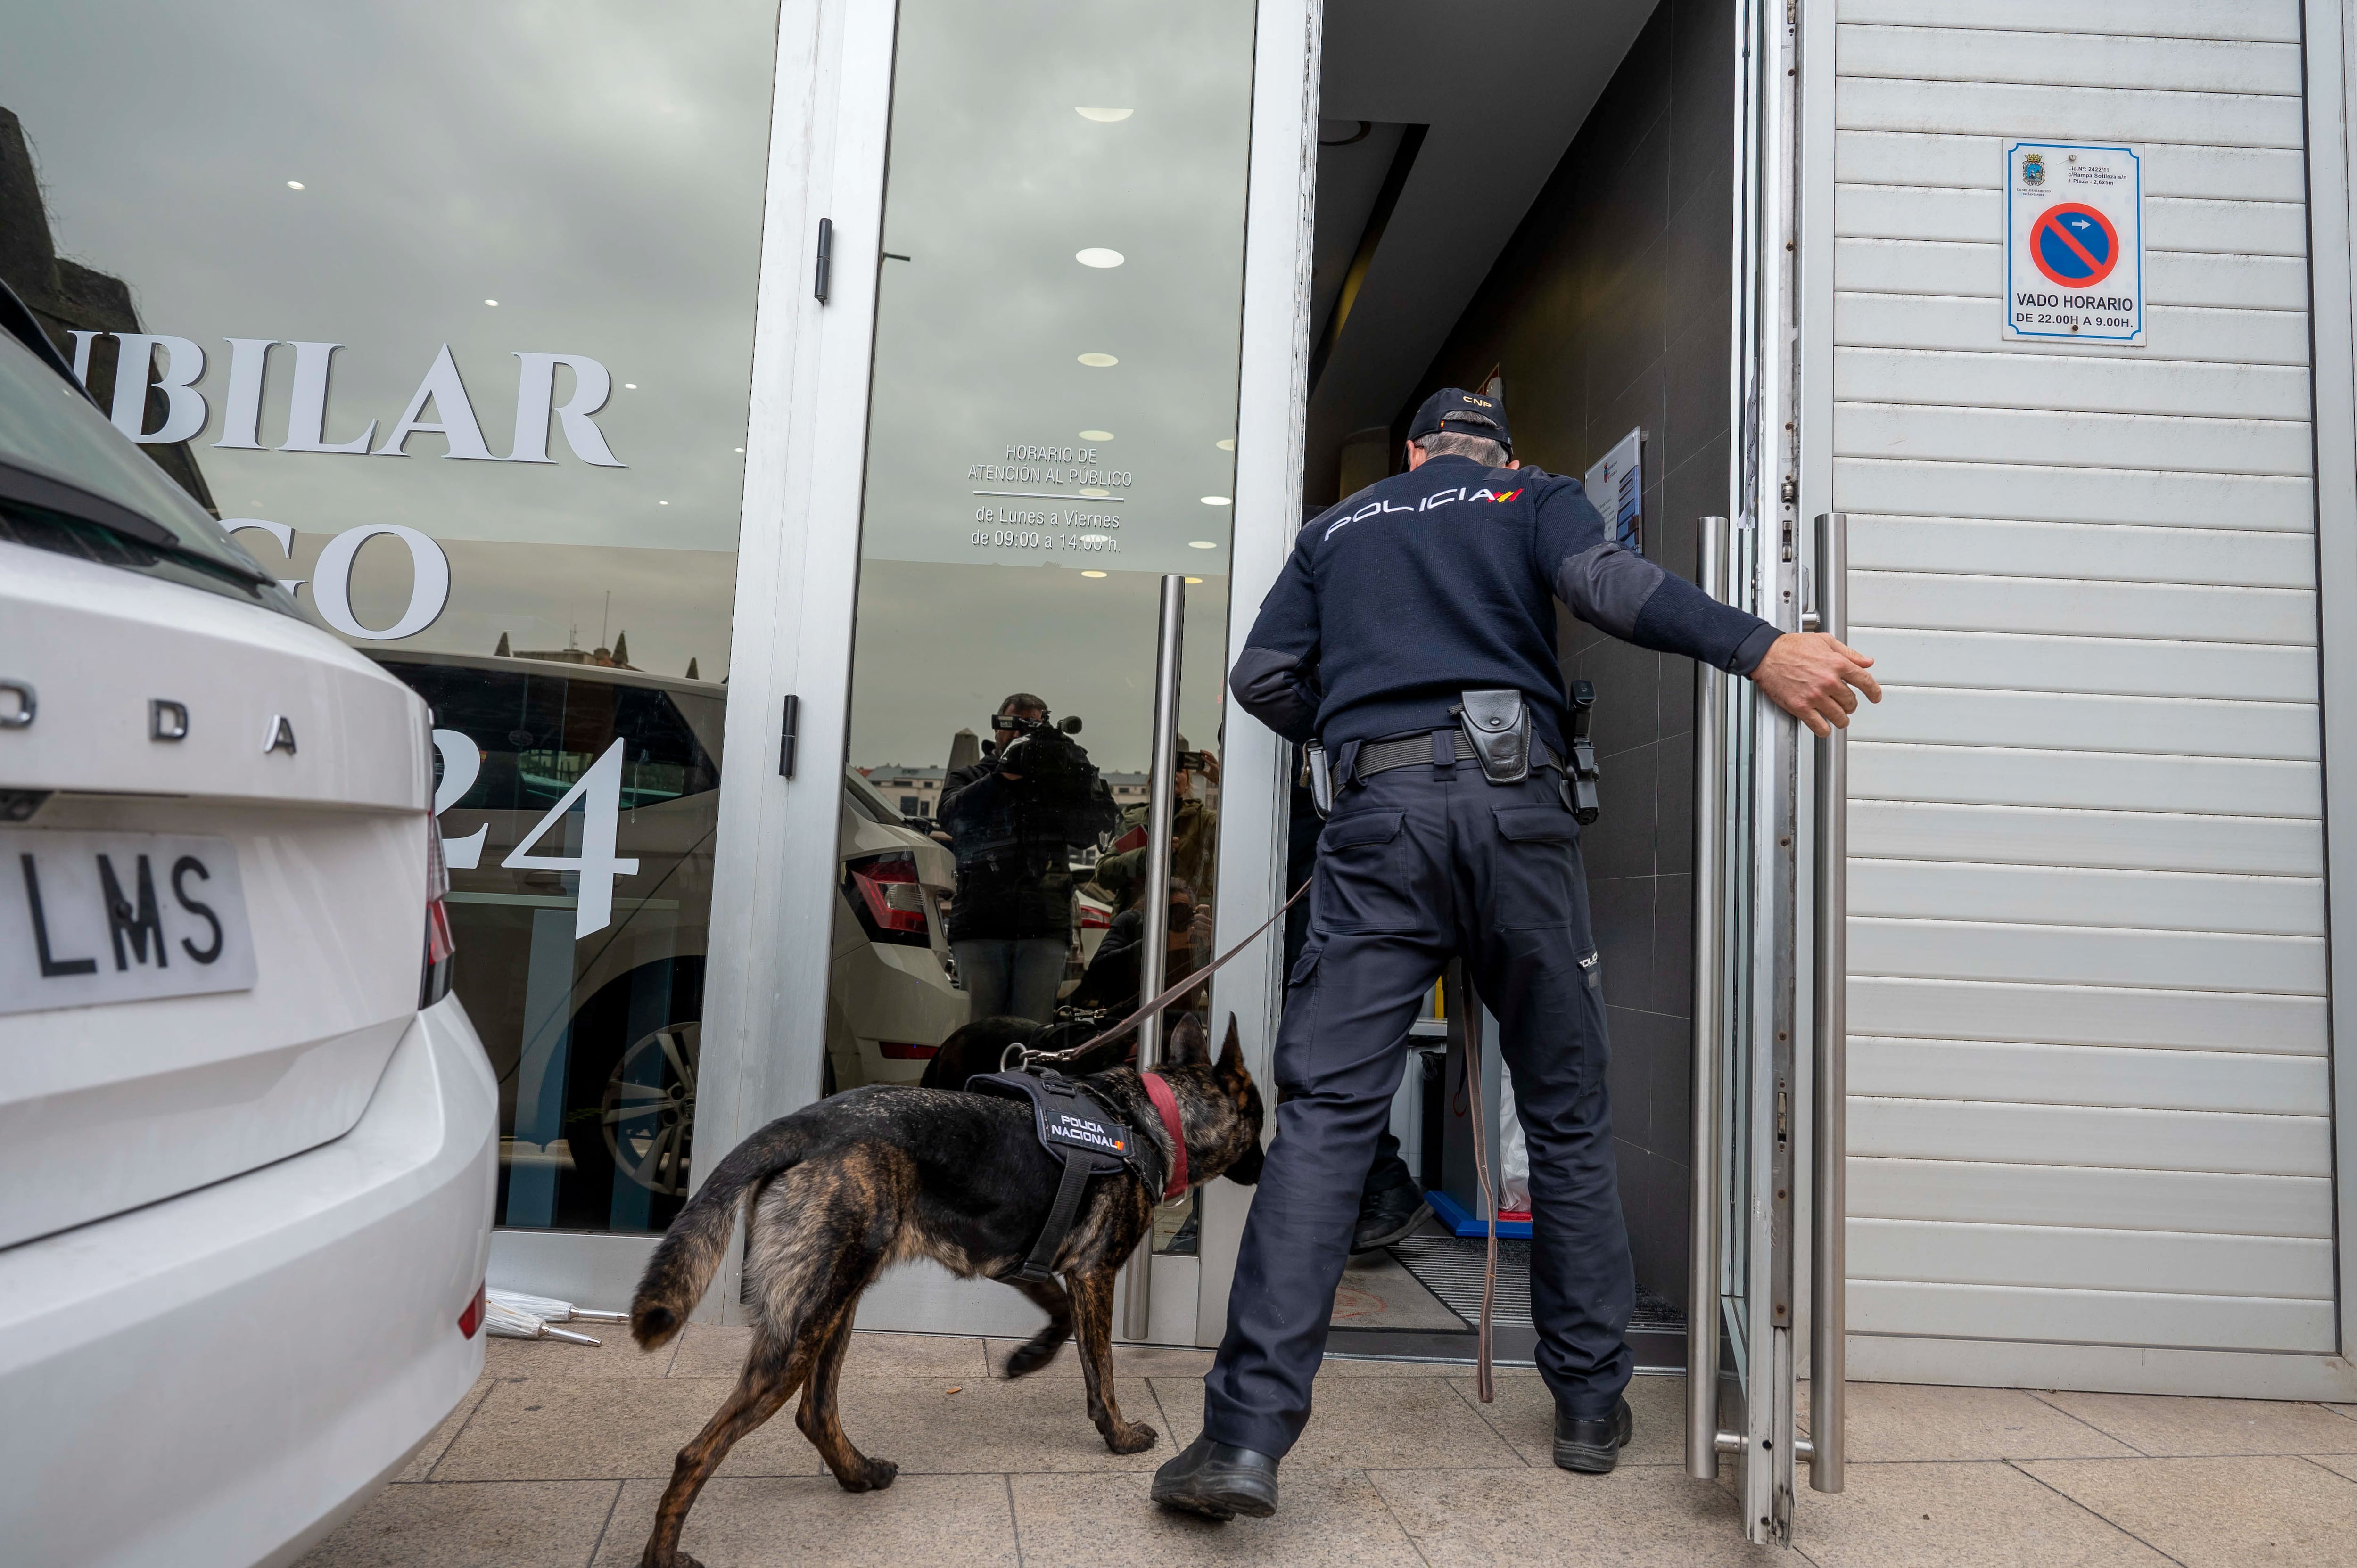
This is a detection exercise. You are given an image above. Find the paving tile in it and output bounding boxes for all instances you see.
[1151,1374,1525,1470]
[395,1377,494,1483]
[2306,1453,2357,1483]
[825,1372,1174,1474]
[432,1376,824,1481]
[590,1475,1015,1568]
[1012,1469,1424,1568]
[671,1326,987,1380]
[2033,1392,2357,1456]
[1795,1461,2169,1568]
[981,1336,1213,1381]
[1454,1368,1689,1468]
[1372,1465,1769,1566]
[1800,1381,2136,1462]
[297,1479,618,1568]
[485,1328,672,1379]
[2022,1455,2357,1567]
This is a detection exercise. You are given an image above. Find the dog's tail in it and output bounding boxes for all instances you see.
[628,1112,809,1350]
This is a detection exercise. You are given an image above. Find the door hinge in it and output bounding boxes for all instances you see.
[778,693,801,778]
[813,218,833,304]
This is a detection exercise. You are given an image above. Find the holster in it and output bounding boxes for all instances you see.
[1452,689,1532,783]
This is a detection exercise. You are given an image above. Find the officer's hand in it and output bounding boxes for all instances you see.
[1750,633,1881,737]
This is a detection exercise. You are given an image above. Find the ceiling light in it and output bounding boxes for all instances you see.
[1076,248,1124,268]
[659,500,669,505]
[484,298,499,306]
[1077,486,1111,498]
[1080,429,1114,441]
[624,382,637,389]
[1185,576,1204,584]
[1200,496,1231,506]
[286,181,305,190]
[1081,569,1108,578]
[1216,439,1235,451]
[1075,107,1133,122]
[734,447,745,453]
[1188,540,1219,550]
[1079,534,1112,543]
[1077,353,1118,368]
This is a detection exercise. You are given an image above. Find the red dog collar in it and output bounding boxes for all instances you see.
[1140,1071,1188,1199]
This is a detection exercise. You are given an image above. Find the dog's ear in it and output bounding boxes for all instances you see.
[1214,1014,1248,1086]
[1165,1010,1208,1066]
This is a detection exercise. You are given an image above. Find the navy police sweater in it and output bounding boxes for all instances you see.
[1230,455,1779,755]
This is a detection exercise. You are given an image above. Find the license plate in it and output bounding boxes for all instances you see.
[1,829,258,1017]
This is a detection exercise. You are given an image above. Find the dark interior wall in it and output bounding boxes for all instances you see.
[1405,0,1733,1308]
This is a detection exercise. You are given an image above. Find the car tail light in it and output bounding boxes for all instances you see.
[457,1280,486,1338]
[843,852,931,948]
[1079,903,1111,931]
[421,821,457,1007]
[879,1041,939,1060]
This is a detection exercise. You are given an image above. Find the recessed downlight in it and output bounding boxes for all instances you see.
[1081,569,1109,577]
[484,299,499,307]
[285,180,305,190]
[1075,107,1133,122]
[1216,438,1236,451]
[1076,248,1124,268]
[1077,353,1118,368]
[1080,429,1114,441]
[1188,540,1220,550]
[1200,496,1231,506]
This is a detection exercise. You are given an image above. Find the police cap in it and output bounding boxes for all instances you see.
[1407,386,1512,452]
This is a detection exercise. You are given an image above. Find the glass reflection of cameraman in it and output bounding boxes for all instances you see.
[938,693,1118,1024]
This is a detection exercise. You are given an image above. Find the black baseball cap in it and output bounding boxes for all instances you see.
[1408,386,1512,452]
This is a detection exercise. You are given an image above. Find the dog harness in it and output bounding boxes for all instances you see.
[968,1067,1186,1284]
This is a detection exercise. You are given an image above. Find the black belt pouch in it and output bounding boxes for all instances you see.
[1453,689,1531,783]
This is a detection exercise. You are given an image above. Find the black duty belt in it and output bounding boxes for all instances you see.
[1354,730,1564,780]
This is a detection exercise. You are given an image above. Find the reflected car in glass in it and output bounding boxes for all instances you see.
[378,654,968,1229]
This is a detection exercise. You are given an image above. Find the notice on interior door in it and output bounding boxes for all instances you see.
[2004,140,2144,346]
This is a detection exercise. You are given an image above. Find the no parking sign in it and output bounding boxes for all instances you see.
[2004,140,2143,345]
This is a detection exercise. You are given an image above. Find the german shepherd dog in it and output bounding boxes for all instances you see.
[626,1013,1264,1568]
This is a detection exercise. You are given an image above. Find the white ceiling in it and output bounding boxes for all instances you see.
[1307,0,1658,501]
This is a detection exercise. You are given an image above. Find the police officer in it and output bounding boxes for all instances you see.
[1150,388,1879,1518]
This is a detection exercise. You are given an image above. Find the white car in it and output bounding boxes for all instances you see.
[0,287,498,1567]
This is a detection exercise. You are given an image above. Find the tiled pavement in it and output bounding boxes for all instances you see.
[304,1329,2357,1567]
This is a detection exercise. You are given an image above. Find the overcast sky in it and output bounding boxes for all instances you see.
[3,0,775,676]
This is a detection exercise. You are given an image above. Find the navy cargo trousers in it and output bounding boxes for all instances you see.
[1201,748,1635,1455]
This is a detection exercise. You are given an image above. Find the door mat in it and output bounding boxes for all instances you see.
[1388,1232,1686,1334]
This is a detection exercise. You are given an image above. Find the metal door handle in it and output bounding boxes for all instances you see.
[1688,518,1730,1478]
[1121,573,1186,1340]
[1809,513,1848,1494]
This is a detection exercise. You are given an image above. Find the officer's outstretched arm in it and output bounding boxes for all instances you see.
[1539,481,1779,675]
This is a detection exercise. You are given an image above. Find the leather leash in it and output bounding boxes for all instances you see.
[1005,880,1311,1073]
[1461,1026,1499,1403]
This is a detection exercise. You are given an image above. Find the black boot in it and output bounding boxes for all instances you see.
[1151,1434,1280,1519]
[1552,1396,1634,1474]
[1351,1180,1431,1254]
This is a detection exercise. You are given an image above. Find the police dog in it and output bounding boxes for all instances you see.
[626,1013,1263,1568]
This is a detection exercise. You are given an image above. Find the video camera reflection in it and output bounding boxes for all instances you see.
[938,693,1120,1023]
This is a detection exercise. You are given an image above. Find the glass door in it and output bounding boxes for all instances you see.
[2,1,784,1307]
[821,0,1261,1338]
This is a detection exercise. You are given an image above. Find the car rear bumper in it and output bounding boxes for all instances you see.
[0,994,499,1568]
